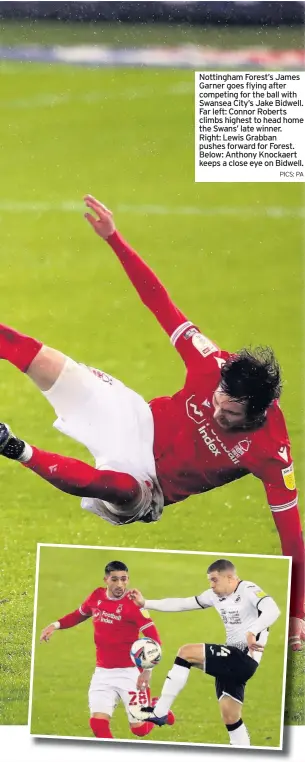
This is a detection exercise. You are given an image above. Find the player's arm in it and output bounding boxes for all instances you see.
[84,195,189,336]
[129,588,212,612]
[132,601,162,645]
[257,451,304,647]
[133,606,161,691]
[84,195,219,367]
[40,596,93,642]
[245,589,281,651]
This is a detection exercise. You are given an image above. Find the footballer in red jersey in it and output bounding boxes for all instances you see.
[40,560,173,740]
[0,195,303,649]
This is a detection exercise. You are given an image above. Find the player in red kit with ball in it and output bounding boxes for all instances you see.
[40,560,174,740]
[0,195,303,648]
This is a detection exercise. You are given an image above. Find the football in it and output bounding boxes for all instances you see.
[130,637,162,669]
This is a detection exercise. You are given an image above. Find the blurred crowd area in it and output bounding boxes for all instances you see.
[0,1,303,67]
[0,2,304,45]
[0,1,304,24]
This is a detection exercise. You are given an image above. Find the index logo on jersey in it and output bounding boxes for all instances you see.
[186,396,250,465]
[93,609,122,624]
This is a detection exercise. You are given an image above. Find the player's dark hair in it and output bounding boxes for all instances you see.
[207,559,236,574]
[220,346,282,426]
[104,561,128,575]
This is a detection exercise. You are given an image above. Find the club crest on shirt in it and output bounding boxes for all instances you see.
[231,439,251,459]
[192,333,217,358]
[281,463,296,491]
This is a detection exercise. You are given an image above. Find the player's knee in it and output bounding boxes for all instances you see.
[27,345,66,391]
[130,722,152,737]
[220,701,241,725]
[178,643,191,660]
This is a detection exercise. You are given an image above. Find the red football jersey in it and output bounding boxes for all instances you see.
[79,588,157,668]
[107,231,304,618]
[150,322,297,516]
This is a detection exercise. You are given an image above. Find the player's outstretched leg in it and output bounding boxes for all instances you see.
[130,722,155,737]
[0,323,66,390]
[0,423,141,503]
[130,697,175,736]
[138,644,202,726]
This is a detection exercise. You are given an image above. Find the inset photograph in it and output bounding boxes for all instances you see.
[29,545,291,749]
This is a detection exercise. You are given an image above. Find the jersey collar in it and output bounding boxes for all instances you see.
[106,589,128,601]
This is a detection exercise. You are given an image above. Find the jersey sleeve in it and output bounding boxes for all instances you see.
[194,589,214,609]
[242,582,271,609]
[255,444,304,619]
[137,608,161,644]
[58,592,94,629]
[170,322,226,370]
[144,596,202,612]
[247,594,281,635]
[107,232,225,371]
[79,589,96,617]
[107,231,189,337]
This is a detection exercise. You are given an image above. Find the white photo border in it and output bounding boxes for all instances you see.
[29,543,292,751]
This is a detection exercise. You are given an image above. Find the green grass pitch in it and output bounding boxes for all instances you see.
[0,23,303,726]
[30,546,290,747]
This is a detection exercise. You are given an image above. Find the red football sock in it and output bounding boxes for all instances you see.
[22,446,140,502]
[90,718,113,739]
[0,324,42,372]
[131,722,155,737]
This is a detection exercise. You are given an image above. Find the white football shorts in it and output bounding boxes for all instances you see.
[42,357,164,525]
[88,666,149,723]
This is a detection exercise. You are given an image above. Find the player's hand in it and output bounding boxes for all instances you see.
[128,589,145,607]
[246,632,264,652]
[84,195,115,240]
[288,617,304,651]
[136,669,152,691]
[40,624,57,643]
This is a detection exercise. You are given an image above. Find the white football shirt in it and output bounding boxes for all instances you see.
[145,580,280,665]
[195,580,270,663]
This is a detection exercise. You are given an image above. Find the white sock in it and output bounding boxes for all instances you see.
[153,659,191,718]
[227,720,250,746]
[18,443,33,463]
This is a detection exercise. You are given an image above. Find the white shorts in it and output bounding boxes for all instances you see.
[43,357,164,524]
[88,666,150,724]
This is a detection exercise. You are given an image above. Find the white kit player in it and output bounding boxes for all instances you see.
[40,560,174,740]
[129,558,281,747]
